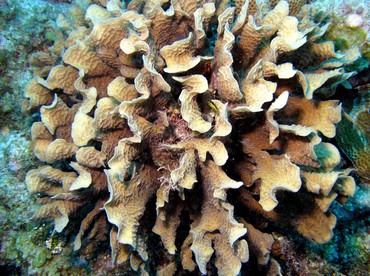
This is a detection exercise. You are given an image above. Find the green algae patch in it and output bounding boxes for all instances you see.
[33,248,48,268]
[323,20,369,60]
[45,30,58,42]
[326,26,367,51]
[3,237,19,260]
[336,95,370,183]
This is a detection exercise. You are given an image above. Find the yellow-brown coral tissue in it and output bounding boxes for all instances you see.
[25,0,361,274]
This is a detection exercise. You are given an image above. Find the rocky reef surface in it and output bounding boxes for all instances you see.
[0,0,369,275]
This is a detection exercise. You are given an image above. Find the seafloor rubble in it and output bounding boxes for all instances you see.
[1,0,369,275]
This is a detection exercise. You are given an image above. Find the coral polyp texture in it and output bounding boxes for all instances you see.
[25,0,362,274]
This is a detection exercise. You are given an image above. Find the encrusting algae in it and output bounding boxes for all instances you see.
[23,0,365,274]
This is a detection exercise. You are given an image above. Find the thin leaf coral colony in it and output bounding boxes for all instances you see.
[25,0,360,274]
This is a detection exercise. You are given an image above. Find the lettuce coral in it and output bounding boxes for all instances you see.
[25,0,361,274]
